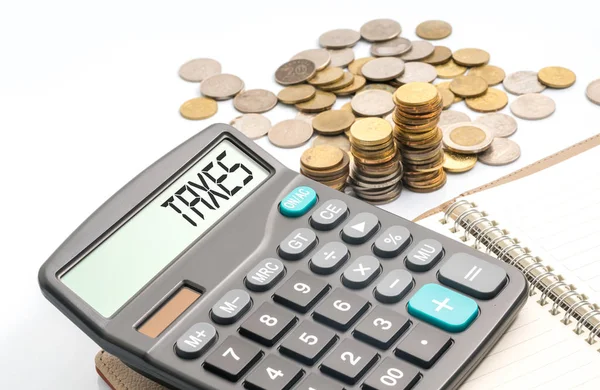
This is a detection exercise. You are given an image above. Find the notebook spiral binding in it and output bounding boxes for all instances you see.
[443,199,600,348]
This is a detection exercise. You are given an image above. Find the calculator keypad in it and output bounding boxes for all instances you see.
[175,322,217,359]
[244,355,303,390]
[310,199,348,231]
[354,306,410,350]
[405,239,444,272]
[239,303,296,347]
[279,321,337,366]
[320,338,379,385]
[296,373,345,390]
[278,228,317,260]
[373,226,411,258]
[245,258,286,292]
[313,288,369,331]
[375,269,413,304]
[394,324,452,368]
[362,357,420,390]
[342,255,381,289]
[211,289,252,325]
[438,252,507,299]
[273,271,329,313]
[204,336,262,382]
[310,241,349,275]
[341,212,379,244]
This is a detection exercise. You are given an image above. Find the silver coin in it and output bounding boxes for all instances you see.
[400,40,435,62]
[319,29,361,49]
[230,114,272,139]
[328,48,355,68]
[351,90,395,117]
[474,113,518,138]
[292,49,331,71]
[200,74,244,100]
[438,110,471,130]
[370,37,412,57]
[395,62,437,84]
[178,58,221,82]
[275,59,317,85]
[233,89,278,113]
[361,57,406,81]
[312,134,351,152]
[360,19,402,42]
[586,79,600,105]
[478,138,521,166]
[503,71,546,95]
[510,93,556,120]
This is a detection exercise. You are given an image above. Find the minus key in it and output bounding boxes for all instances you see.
[375,269,414,303]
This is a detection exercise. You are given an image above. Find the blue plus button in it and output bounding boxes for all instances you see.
[408,283,478,333]
[279,186,317,217]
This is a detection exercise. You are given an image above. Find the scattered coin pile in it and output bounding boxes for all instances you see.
[392,83,446,192]
[300,145,350,191]
[348,118,403,203]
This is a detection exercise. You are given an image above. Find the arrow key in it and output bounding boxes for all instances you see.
[341,212,379,245]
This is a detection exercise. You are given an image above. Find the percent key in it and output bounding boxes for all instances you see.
[374,226,411,258]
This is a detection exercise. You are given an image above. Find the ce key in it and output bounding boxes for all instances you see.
[310,200,348,231]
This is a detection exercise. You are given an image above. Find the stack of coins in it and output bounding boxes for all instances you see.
[392,82,446,192]
[348,118,403,204]
[300,145,350,191]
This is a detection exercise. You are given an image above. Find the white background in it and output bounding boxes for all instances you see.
[1,0,598,388]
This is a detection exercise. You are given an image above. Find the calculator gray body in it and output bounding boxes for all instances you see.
[39,124,528,390]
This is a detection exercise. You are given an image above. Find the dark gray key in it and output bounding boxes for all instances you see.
[394,324,452,368]
[279,228,317,260]
[175,322,217,359]
[313,288,369,331]
[362,357,420,390]
[245,258,286,292]
[342,255,381,289]
[354,306,410,350]
[204,336,262,382]
[244,354,303,390]
[373,226,411,258]
[320,338,379,385]
[279,321,337,366]
[375,270,414,304]
[310,199,348,231]
[310,241,349,275]
[239,303,296,347]
[438,253,508,299]
[273,271,329,313]
[211,289,252,325]
[295,373,344,390]
[405,239,444,272]
[341,212,379,244]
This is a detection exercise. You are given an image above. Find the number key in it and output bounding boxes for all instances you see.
[273,271,329,313]
[313,288,369,331]
[204,336,262,382]
[354,306,410,350]
[240,303,296,347]
[279,321,337,366]
[244,355,303,390]
[320,338,379,385]
[296,373,344,390]
[363,357,420,390]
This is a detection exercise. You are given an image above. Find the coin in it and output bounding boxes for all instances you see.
[503,71,546,95]
[422,46,452,65]
[361,57,406,81]
[400,40,435,62]
[360,19,402,42]
[308,67,345,86]
[230,114,272,139]
[319,29,361,49]
[416,20,452,40]
[277,84,316,104]
[396,62,437,84]
[350,117,392,145]
[275,59,316,86]
[474,113,517,138]
[328,48,355,68]
[468,65,505,86]
[439,88,454,109]
[348,57,375,76]
[351,90,395,117]
[320,72,355,91]
[510,93,556,120]
[233,89,278,113]
[292,49,331,71]
[268,119,313,148]
[436,81,463,103]
[393,82,439,106]
[301,144,345,170]
[439,111,471,129]
[312,134,351,152]
[295,90,336,112]
[200,74,244,100]
[435,59,467,79]
[452,48,490,67]
[443,123,494,154]
[465,88,508,112]
[450,75,488,98]
[295,112,317,125]
[586,79,600,105]
[478,138,521,166]
[443,151,477,173]
[178,58,221,82]
[179,97,217,120]
[360,83,397,94]
[370,37,412,57]
[538,66,576,89]
[334,75,367,96]
[312,110,355,135]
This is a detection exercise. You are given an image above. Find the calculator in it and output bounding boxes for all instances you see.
[39,124,527,390]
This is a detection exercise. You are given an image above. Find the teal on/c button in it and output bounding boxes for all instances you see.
[408,283,479,333]
[279,186,318,217]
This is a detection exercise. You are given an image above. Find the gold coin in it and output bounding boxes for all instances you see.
[538,66,576,89]
[277,85,316,104]
[450,75,489,98]
[350,117,392,145]
[436,82,463,103]
[435,60,467,79]
[334,75,367,96]
[468,65,505,86]
[312,110,356,135]
[308,67,345,86]
[301,145,345,170]
[312,134,351,152]
[320,72,355,91]
[295,91,337,112]
[439,88,454,109]
[452,48,490,67]
[340,102,353,112]
[443,123,493,154]
[465,88,508,112]
[348,57,375,76]
[443,150,477,173]
[416,20,452,40]
[422,46,452,65]
[393,82,439,106]
[179,97,218,120]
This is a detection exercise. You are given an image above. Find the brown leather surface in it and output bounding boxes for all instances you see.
[95,351,166,390]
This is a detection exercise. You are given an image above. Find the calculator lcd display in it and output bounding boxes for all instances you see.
[61,140,269,317]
